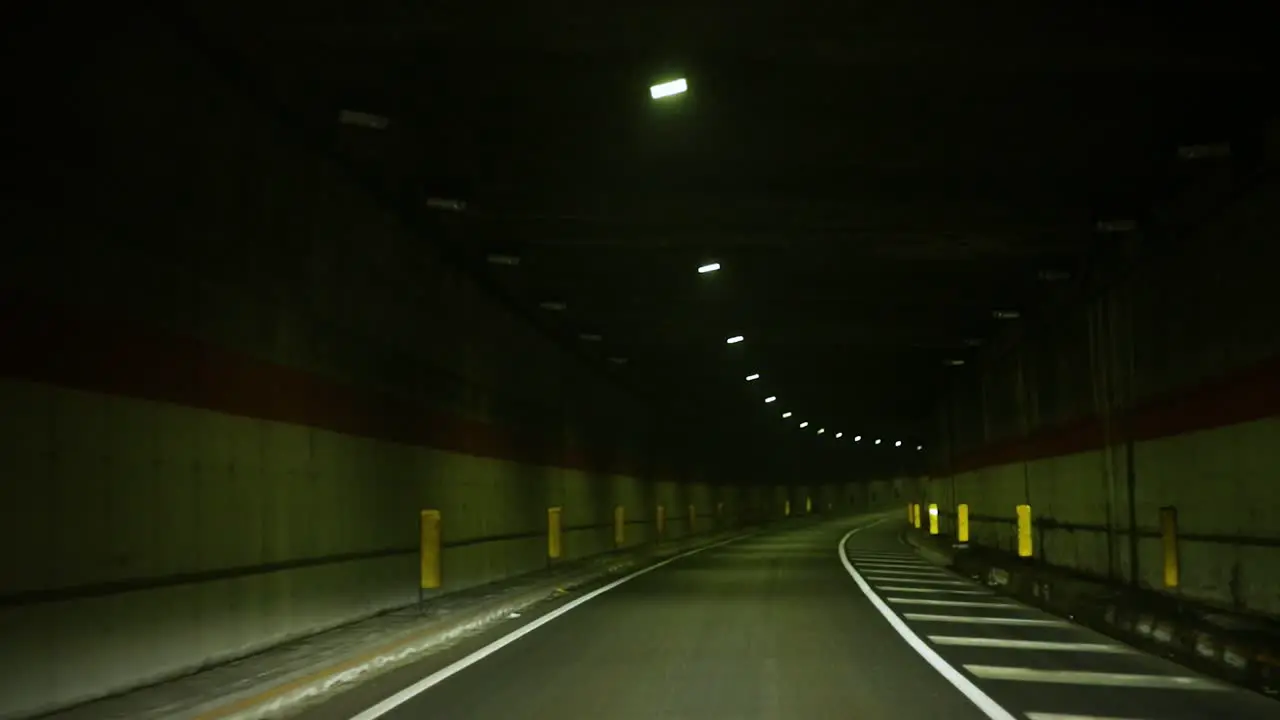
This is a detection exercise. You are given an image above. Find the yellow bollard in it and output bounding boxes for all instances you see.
[419,509,441,590]
[784,500,791,516]
[1160,506,1179,588]
[656,504,665,538]
[928,503,939,535]
[912,503,922,529]
[806,496,812,514]
[957,503,970,543]
[547,507,562,559]
[1016,504,1033,557]
[614,505,625,547]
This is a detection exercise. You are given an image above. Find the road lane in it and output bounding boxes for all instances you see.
[842,521,1280,720]
[301,517,989,720]
[299,516,1280,720]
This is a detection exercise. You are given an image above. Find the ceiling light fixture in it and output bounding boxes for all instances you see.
[485,253,520,266]
[782,412,792,418]
[338,109,389,130]
[895,440,902,447]
[874,438,881,445]
[917,445,923,451]
[944,359,965,367]
[745,373,760,381]
[799,421,809,428]
[1177,142,1230,160]
[579,333,603,342]
[726,335,744,344]
[609,357,628,365]
[963,338,983,347]
[650,78,688,99]
[992,310,1021,320]
[817,428,825,434]
[835,432,843,438]
[425,197,467,212]
[854,435,862,441]
[764,396,776,403]
[1095,219,1137,233]
[539,300,568,311]
[698,262,721,274]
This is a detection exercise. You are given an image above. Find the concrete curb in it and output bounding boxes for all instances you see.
[901,527,1280,699]
[182,526,772,720]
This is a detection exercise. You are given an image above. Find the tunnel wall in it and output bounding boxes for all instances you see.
[927,176,1280,618]
[0,14,762,719]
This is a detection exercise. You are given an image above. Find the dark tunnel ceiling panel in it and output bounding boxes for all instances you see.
[177,1,1276,444]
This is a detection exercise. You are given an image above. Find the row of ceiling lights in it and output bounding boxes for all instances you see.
[380,74,1218,449]
[699,261,925,451]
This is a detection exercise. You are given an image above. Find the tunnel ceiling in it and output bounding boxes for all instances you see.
[178,1,1273,451]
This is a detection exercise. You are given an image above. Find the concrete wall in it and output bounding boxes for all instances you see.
[926,172,1280,618]
[0,378,662,717]
[0,13,770,719]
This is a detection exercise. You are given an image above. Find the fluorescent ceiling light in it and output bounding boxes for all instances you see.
[609,357,628,365]
[895,440,902,447]
[944,359,965,367]
[782,412,792,418]
[338,109,389,130]
[650,78,688,99]
[486,253,520,266]
[799,421,809,428]
[764,396,776,403]
[917,445,923,451]
[539,300,567,311]
[854,435,862,441]
[698,262,721,274]
[963,338,983,347]
[1037,270,1071,281]
[992,310,1021,320]
[817,428,825,434]
[425,197,467,212]
[726,335,744,344]
[745,373,760,381]
[579,333,603,342]
[874,438,882,445]
[835,432,843,438]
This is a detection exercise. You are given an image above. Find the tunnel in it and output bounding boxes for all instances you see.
[2,3,1279,719]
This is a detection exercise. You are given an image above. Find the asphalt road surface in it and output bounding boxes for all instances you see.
[298,515,1280,720]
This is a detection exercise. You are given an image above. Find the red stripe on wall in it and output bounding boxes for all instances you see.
[0,290,645,476]
[5,290,1278,479]
[947,353,1280,475]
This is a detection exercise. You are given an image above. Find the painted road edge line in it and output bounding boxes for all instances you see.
[349,522,867,720]
[839,524,1019,720]
[1024,714,1148,720]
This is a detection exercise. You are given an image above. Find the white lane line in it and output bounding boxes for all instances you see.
[888,598,1019,608]
[930,637,1132,652]
[862,576,971,586]
[965,665,1224,690]
[848,552,917,558]
[880,587,992,595]
[855,560,935,568]
[903,614,1069,626]
[347,530,760,720]
[856,569,950,578]
[840,526,1019,720]
[1026,714,1151,720]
